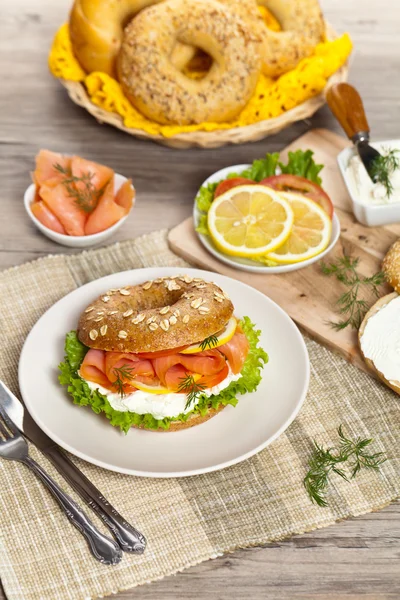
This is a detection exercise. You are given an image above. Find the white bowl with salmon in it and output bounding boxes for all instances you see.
[24,150,135,248]
[19,267,310,477]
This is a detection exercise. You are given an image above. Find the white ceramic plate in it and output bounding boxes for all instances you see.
[193,164,341,273]
[19,267,309,478]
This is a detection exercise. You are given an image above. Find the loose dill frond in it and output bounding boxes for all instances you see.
[178,374,206,410]
[200,334,219,351]
[304,425,387,507]
[112,365,135,397]
[369,148,400,198]
[53,162,104,213]
[321,254,385,330]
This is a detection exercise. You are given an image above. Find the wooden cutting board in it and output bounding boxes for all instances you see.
[168,128,400,374]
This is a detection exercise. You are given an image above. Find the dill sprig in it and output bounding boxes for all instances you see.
[304,425,387,507]
[200,334,219,351]
[112,365,135,397]
[53,162,104,213]
[370,148,400,198]
[177,374,206,410]
[321,254,385,330]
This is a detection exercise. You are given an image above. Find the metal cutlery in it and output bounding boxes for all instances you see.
[0,402,122,565]
[0,381,146,554]
[326,82,382,180]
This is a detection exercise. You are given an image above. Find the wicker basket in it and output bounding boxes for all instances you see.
[60,23,348,149]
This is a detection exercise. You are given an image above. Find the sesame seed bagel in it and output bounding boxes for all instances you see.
[117,0,262,125]
[78,275,234,353]
[382,239,400,294]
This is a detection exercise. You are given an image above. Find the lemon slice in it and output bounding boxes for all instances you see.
[181,317,237,354]
[130,374,202,394]
[267,192,332,264]
[207,185,294,257]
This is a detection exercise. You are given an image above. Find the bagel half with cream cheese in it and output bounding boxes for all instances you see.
[359,292,400,395]
[59,274,268,432]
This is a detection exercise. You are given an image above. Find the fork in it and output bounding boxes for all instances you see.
[0,406,122,565]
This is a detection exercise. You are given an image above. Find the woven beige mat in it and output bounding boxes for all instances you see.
[0,230,399,600]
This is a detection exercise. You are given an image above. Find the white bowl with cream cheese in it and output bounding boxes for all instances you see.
[337,140,400,227]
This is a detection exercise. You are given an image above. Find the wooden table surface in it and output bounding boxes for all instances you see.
[1,0,399,597]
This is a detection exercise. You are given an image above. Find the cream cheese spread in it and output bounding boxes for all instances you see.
[81,369,241,420]
[359,295,400,384]
[345,142,400,206]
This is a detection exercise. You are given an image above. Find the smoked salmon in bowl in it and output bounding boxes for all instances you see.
[24,150,135,248]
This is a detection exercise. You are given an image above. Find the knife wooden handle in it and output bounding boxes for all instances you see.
[326,83,370,140]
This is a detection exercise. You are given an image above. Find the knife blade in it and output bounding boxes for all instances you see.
[326,82,381,181]
[0,381,146,554]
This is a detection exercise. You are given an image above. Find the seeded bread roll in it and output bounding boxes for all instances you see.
[382,239,400,293]
[117,0,262,125]
[78,275,234,353]
[358,292,400,395]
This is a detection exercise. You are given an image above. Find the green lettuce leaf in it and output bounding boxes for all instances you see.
[196,214,209,236]
[64,330,88,371]
[279,150,323,185]
[240,152,280,181]
[58,318,268,433]
[196,182,218,212]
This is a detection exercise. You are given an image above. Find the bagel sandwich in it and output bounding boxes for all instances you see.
[59,275,268,432]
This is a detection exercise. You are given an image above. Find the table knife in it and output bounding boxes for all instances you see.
[326,82,382,180]
[0,381,146,554]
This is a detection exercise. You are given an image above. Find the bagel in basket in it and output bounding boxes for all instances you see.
[59,274,268,432]
[117,0,262,125]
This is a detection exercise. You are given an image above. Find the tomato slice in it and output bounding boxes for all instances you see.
[260,174,333,219]
[135,345,190,359]
[214,177,255,198]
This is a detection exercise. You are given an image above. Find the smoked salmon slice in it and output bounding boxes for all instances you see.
[104,352,155,381]
[115,179,135,211]
[71,156,113,198]
[84,178,134,235]
[153,349,227,388]
[219,330,249,374]
[30,201,66,234]
[79,332,248,395]
[84,180,125,235]
[39,182,87,236]
[34,150,71,187]
[79,349,111,389]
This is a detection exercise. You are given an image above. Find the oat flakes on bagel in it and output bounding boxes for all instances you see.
[78,275,234,352]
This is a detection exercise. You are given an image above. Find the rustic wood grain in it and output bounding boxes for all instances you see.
[1,0,400,597]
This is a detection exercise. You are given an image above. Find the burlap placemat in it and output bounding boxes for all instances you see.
[0,230,399,600]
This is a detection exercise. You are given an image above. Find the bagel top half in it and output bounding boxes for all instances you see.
[78,275,234,353]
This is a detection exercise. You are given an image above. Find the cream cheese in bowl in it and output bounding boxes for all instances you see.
[345,143,400,206]
[337,140,400,227]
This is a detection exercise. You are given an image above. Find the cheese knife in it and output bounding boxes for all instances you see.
[326,82,382,181]
[0,381,146,554]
